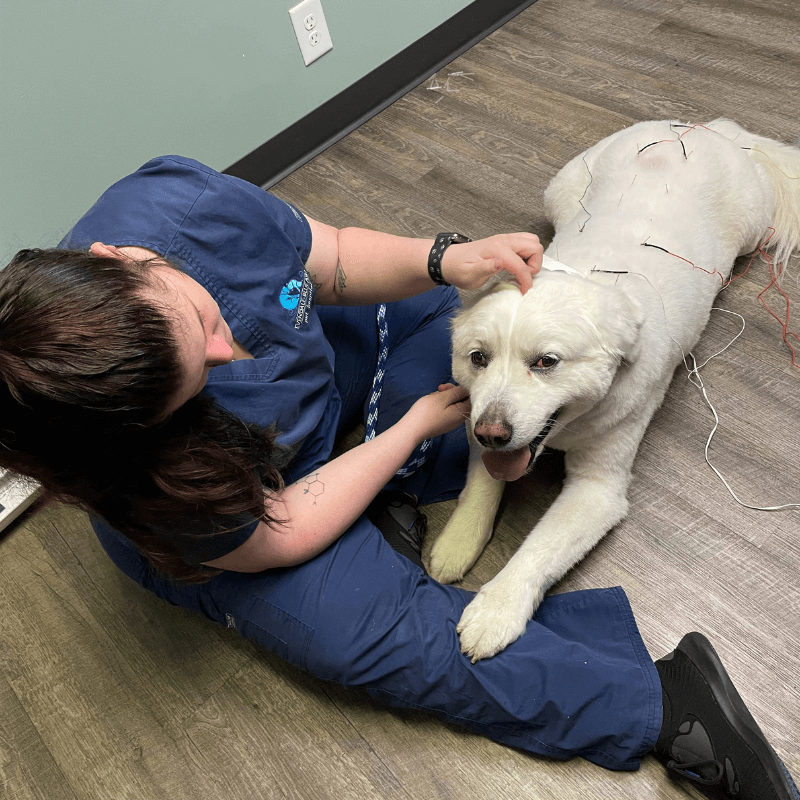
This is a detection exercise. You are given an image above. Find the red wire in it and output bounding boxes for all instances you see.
[651,244,725,284]
[637,124,716,156]
[648,226,799,368]
[720,228,799,367]
[756,245,800,368]
[677,123,716,138]
[720,228,774,289]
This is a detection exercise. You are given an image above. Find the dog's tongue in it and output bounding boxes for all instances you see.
[482,447,531,482]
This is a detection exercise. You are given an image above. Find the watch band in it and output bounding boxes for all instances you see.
[427,232,472,286]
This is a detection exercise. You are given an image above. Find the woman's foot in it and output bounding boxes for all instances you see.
[654,632,798,799]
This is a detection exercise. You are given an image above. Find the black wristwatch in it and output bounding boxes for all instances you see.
[428,232,472,286]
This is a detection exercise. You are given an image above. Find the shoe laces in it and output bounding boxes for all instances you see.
[382,496,425,550]
[667,757,727,788]
[391,503,426,552]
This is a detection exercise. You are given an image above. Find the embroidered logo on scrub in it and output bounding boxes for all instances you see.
[279,279,303,310]
[279,270,315,329]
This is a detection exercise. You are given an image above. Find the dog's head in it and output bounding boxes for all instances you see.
[451,270,643,481]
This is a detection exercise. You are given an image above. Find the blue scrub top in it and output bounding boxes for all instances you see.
[60,156,344,562]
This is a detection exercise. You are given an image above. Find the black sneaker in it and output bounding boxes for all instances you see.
[365,491,427,570]
[654,632,798,800]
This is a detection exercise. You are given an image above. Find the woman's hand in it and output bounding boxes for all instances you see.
[440,233,543,294]
[403,383,471,442]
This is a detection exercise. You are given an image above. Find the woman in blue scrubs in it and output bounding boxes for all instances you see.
[0,156,795,800]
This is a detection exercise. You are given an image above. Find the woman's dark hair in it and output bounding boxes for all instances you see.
[0,248,291,583]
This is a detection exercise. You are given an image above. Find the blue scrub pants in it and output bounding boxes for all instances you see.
[92,286,662,771]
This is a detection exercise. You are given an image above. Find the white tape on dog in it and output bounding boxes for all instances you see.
[540,254,584,276]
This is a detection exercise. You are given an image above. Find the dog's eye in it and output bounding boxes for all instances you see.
[532,354,559,370]
[470,350,489,368]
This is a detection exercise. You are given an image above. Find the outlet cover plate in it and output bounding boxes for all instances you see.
[289,0,333,66]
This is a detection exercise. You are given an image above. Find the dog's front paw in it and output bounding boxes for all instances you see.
[457,578,544,662]
[427,531,477,584]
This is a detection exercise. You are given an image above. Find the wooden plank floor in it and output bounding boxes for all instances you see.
[2,1,799,797]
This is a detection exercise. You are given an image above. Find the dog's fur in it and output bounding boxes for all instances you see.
[427,119,800,661]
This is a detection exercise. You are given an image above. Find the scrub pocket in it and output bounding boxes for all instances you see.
[236,596,314,671]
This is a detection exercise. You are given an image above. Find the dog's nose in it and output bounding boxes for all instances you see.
[474,420,513,449]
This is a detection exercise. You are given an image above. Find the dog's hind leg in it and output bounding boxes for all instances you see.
[427,444,505,584]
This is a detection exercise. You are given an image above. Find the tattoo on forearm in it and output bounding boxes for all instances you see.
[300,472,325,504]
[335,263,347,294]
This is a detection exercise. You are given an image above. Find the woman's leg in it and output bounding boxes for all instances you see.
[92,514,661,772]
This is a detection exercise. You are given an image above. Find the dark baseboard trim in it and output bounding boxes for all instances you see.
[224,0,538,188]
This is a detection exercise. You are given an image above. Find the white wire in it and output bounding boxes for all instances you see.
[686,310,799,511]
[616,271,800,512]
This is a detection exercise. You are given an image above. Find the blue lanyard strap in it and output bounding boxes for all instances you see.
[364,303,431,477]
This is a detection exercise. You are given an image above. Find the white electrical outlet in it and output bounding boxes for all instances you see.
[289,0,332,66]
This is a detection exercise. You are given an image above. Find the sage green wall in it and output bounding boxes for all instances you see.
[1,0,471,263]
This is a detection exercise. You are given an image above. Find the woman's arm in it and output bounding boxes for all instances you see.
[305,217,543,304]
[202,384,471,573]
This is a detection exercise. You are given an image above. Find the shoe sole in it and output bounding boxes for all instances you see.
[676,632,798,800]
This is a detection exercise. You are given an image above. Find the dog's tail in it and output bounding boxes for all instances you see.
[710,119,800,279]
[751,133,800,278]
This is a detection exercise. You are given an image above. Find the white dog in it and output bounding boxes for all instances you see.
[427,119,800,661]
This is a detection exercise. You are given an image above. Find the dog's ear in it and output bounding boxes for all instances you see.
[457,270,519,310]
[603,286,645,365]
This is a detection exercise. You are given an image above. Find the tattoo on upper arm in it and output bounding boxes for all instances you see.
[305,269,323,296]
[335,263,347,294]
[300,472,325,504]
